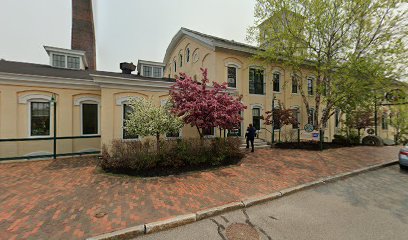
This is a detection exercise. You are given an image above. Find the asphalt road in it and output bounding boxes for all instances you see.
[137,165,408,240]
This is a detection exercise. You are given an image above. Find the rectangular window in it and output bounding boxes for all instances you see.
[123,104,138,139]
[335,109,340,128]
[252,108,262,130]
[308,109,315,126]
[52,54,65,68]
[166,131,180,138]
[273,72,280,92]
[202,127,214,136]
[382,113,388,130]
[307,78,314,95]
[82,103,98,135]
[153,67,162,78]
[143,66,152,77]
[227,66,237,88]
[249,68,264,95]
[292,75,298,93]
[292,108,300,129]
[30,102,50,136]
[67,56,80,69]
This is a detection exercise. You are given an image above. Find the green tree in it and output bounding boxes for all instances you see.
[248,0,407,130]
[390,105,408,144]
[125,98,184,152]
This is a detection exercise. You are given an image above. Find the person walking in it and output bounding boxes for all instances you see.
[245,124,257,152]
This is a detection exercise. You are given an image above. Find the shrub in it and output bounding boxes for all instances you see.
[100,137,244,176]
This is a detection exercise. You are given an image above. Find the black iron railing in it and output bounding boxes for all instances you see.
[0,135,101,161]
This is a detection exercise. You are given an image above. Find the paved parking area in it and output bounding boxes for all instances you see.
[0,146,399,239]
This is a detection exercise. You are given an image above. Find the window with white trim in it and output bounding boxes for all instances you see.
[67,56,80,69]
[249,68,265,95]
[202,127,215,136]
[307,77,314,95]
[186,48,190,63]
[273,72,280,92]
[52,54,65,68]
[292,75,298,93]
[227,66,237,88]
[292,107,300,129]
[30,102,50,136]
[123,104,139,139]
[308,108,315,126]
[82,103,98,135]
[179,52,183,67]
[143,66,152,77]
[153,67,162,78]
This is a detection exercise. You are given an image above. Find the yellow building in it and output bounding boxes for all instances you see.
[0,28,396,160]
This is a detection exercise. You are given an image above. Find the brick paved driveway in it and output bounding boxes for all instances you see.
[0,146,399,239]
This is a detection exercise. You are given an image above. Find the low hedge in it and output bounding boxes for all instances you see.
[100,137,244,176]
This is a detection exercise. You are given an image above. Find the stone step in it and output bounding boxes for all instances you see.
[240,144,270,149]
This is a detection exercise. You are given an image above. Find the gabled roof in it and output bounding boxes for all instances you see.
[163,28,259,64]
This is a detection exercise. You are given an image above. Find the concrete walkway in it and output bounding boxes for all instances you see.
[0,146,399,239]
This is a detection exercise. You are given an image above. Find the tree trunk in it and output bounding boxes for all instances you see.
[196,126,203,139]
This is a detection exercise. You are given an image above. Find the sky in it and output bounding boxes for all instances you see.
[0,0,257,72]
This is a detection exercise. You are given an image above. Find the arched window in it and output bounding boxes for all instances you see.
[227,66,237,88]
[173,59,177,73]
[186,48,190,63]
[291,74,299,93]
[292,107,300,129]
[272,72,281,92]
[307,77,314,95]
[179,51,183,68]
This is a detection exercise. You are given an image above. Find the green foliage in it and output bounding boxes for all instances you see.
[125,98,184,140]
[390,105,408,144]
[248,0,407,129]
[100,138,244,176]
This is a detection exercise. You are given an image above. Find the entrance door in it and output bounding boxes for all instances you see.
[252,108,261,130]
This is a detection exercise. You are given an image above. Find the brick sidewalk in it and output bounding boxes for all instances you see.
[0,146,399,239]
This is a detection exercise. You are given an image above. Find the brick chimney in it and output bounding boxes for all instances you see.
[71,0,96,70]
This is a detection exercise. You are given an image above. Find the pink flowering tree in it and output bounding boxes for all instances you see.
[170,68,246,138]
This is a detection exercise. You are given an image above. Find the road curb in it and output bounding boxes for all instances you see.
[242,192,282,207]
[87,160,397,240]
[86,224,145,240]
[145,213,196,234]
[196,201,244,220]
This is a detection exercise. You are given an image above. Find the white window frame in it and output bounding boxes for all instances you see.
[291,106,301,129]
[19,94,53,138]
[203,127,216,138]
[225,62,241,89]
[250,104,264,133]
[291,74,299,94]
[152,66,163,78]
[51,53,81,70]
[142,65,153,77]
[28,100,52,138]
[307,77,314,96]
[272,71,281,93]
[161,99,182,139]
[78,98,100,136]
[116,96,141,141]
[248,66,266,95]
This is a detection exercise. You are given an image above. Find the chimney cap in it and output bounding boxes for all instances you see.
[120,62,136,74]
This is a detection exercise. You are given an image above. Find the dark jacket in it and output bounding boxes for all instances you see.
[245,127,257,139]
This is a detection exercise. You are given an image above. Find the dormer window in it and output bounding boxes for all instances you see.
[67,56,80,69]
[52,54,65,68]
[51,54,81,69]
[45,46,87,70]
[137,60,165,78]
